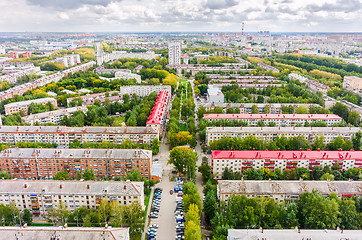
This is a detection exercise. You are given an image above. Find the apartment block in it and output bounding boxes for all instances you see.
[115,71,142,83]
[146,90,170,134]
[168,42,181,65]
[211,150,362,178]
[257,62,280,73]
[207,85,224,103]
[21,106,88,125]
[0,227,130,240]
[0,126,159,146]
[0,148,153,179]
[204,114,342,126]
[4,97,58,115]
[0,67,41,84]
[218,180,361,203]
[289,73,330,94]
[202,103,321,114]
[55,54,81,67]
[0,61,95,102]
[227,229,360,240]
[206,127,360,145]
[119,85,171,97]
[0,180,144,215]
[343,76,362,90]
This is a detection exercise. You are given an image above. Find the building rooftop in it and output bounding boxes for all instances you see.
[218,180,362,196]
[206,126,361,135]
[0,125,158,135]
[1,148,152,160]
[0,227,129,240]
[146,90,169,125]
[4,97,56,108]
[227,229,361,240]
[204,113,342,120]
[211,150,362,160]
[203,102,321,109]
[22,106,87,122]
[0,180,143,196]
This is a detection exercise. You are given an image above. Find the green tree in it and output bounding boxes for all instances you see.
[0,171,11,179]
[125,169,143,181]
[83,168,95,180]
[298,190,340,229]
[339,199,358,229]
[348,110,360,126]
[331,102,349,122]
[57,201,71,226]
[198,162,211,183]
[352,131,362,150]
[251,104,258,114]
[22,209,32,225]
[204,190,217,222]
[151,138,160,155]
[320,173,335,180]
[54,171,69,180]
[312,135,325,150]
[123,202,144,238]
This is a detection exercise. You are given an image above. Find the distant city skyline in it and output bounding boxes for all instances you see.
[0,0,361,32]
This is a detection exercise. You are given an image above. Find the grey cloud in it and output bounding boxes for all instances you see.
[204,0,238,9]
[306,0,361,13]
[26,0,119,9]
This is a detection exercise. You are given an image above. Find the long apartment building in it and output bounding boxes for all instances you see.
[0,227,130,240]
[289,73,330,94]
[166,63,252,75]
[227,229,361,240]
[204,113,342,126]
[0,61,95,101]
[0,126,159,146]
[0,148,153,179]
[208,74,276,82]
[217,180,362,203]
[203,102,321,114]
[21,106,88,125]
[211,150,362,178]
[4,97,58,115]
[206,127,361,145]
[0,180,144,215]
[146,90,170,134]
[0,67,41,84]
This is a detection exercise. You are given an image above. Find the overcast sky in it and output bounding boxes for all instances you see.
[0,0,361,32]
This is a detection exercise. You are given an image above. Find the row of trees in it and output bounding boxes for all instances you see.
[221,165,362,181]
[208,133,361,152]
[45,200,144,238]
[169,147,198,182]
[183,182,202,240]
[208,191,361,240]
[330,102,361,126]
[167,85,197,148]
[328,87,362,106]
[275,53,362,76]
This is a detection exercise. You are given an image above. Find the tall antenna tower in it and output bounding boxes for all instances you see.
[242,22,245,35]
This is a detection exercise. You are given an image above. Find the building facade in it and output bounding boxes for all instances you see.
[21,106,88,125]
[202,103,321,114]
[4,98,58,115]
[146,90,170,134]
[207,85,224,103]
[218,180,362,203]
[0,180,144,215]
[344,76,362,90]
[168,42,181,65]
[115,71,142,83]
[0,126,159,146]
[0,227,130,240]
[204,113,342,126]
[211,150,362,178]
[0,148,153,179]
[227,229,361,240]
[206,127,360,146]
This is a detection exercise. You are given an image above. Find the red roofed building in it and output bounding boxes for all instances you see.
[211,150,362,178]
[146,90,170,134]
[204,114,342,127]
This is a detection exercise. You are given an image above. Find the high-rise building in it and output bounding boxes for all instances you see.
[168,42,181,65]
